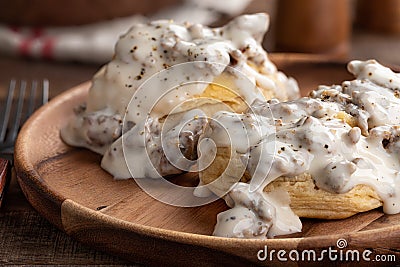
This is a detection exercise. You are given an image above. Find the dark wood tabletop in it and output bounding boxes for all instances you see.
[0,29,399,265]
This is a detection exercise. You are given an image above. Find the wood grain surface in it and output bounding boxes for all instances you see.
[13,55,400,266]
[0,159,10,207]
[0,210,128,265]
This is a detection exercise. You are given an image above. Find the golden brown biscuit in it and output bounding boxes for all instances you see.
[264,174,382,219]
[199,146,383,219]
[181,71,285,115]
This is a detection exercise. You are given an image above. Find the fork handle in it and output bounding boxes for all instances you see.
[0,158,10,207]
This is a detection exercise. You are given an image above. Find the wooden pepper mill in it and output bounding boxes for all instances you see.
[275,0,351,58]
[356,0,400,35]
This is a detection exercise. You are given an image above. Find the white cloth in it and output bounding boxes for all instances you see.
[0,0,252,63]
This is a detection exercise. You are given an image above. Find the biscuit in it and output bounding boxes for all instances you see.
[199,146,383,219]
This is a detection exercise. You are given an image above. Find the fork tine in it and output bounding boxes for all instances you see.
[42,79,49,104]
[0,80,16,142]
[7,81,26,143]
[26,80,37,119]
[23,79,49,124]
[0,79,49,151]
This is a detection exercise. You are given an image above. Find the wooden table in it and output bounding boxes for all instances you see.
[0,30,399,265]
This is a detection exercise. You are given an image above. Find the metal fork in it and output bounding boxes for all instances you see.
[0,79,49,207]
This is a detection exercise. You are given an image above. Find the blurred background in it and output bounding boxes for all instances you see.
[0,0,399,65]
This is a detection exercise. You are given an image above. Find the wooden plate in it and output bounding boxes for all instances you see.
[15,54,400,266]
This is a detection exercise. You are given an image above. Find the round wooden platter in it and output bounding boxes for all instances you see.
[15,54,400,266]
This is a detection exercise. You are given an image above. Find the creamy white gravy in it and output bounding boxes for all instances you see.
[213,182,301,238]
[60,13,299,179]
[209,60,400,238]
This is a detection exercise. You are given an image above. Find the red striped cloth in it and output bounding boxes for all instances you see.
[0,16,144,63]
[0,0,250,63]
